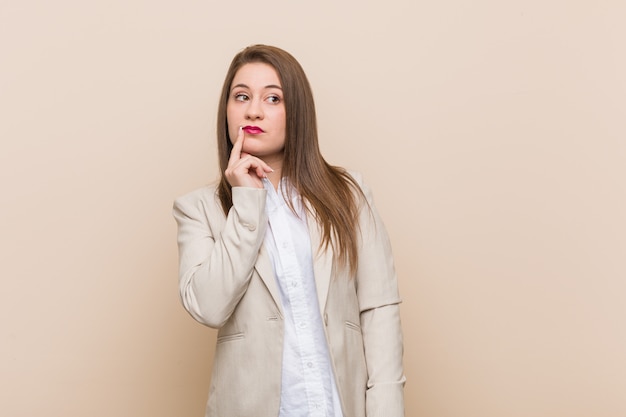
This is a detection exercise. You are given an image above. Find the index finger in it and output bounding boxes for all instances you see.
[228,126,245,164]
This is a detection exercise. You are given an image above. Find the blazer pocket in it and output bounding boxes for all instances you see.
[216,332,245,344]
[344,320,362,333]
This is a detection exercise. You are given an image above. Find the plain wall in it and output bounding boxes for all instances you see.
[1,1,625,416]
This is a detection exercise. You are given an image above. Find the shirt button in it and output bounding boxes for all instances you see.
[281,241,289,249]
[307,362,313,368]
[299,322,306,329]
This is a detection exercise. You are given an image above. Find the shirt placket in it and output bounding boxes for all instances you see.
[268,186,328,417]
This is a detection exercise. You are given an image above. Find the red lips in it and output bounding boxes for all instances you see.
[243,126,264,134]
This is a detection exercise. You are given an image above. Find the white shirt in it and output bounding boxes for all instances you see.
[262,178,344,417]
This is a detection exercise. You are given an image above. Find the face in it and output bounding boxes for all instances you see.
[227,62,286,161]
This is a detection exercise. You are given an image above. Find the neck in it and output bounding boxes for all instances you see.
[260,152,283,190]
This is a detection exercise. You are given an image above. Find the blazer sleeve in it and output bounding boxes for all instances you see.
[172,186,268,328]
[353,174,406,417]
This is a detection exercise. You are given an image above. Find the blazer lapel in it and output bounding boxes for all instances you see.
[254,245,284,315]
[307,211,333,314]
[252,198,333,316]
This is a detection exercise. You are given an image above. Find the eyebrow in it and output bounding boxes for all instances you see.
[230,83,283,91]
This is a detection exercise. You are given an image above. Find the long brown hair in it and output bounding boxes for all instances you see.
[217,45,364,274]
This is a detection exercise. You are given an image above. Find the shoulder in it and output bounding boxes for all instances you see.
[175,182,219,203]
[173,183,222,216]
[346,169,364,185]
[344,169,374,203]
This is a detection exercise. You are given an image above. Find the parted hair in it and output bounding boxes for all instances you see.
[216,44,364,273]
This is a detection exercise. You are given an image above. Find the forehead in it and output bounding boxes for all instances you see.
[231,62,281,89]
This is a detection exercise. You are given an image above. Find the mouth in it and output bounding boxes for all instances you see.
[242,125,264,134]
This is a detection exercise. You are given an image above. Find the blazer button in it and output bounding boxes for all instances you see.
[242,222,256,231]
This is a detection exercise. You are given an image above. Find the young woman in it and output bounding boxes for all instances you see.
[173,45,405,417]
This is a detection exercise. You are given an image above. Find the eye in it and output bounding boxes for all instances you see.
[266,95,281,104]
[233,92,249,102]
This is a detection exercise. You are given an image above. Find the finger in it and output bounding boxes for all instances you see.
[249,156,274,176]
[225,153,274,188]
[239,155,272,176]
[228,126,245,165]
[240,151,274,174]
[256,165,269,179]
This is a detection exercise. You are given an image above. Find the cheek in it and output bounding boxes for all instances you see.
[276,109,287,134]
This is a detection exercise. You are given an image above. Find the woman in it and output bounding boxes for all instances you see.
[173,44,405,417]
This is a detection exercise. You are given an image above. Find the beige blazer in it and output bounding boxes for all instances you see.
[173,172,405,417]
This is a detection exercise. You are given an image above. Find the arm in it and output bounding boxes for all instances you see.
[174,127,274,328]
[355,178,406,417]
[173,186,267,328]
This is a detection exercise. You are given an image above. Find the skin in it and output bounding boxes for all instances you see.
[225,62,286,190]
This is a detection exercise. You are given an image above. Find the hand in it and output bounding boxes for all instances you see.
[224,127,273,189]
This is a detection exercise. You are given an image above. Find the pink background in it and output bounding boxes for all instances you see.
[1,1,625,416]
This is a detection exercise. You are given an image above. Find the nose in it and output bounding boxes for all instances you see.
[245,98,264,120]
